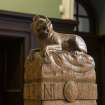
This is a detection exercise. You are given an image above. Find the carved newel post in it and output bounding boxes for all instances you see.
[24,16,97,105]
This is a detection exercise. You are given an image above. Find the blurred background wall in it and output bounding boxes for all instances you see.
[0,0,105,34]
[0,0,61,18]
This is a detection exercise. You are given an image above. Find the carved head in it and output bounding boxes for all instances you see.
[32,15,53,40]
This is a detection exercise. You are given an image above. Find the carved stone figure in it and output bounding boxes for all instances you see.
[24,15,97,105]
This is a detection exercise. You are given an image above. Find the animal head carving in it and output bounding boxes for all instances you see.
[32,15,53,40]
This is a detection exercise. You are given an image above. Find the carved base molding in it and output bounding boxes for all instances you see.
[43,100,97,105]
[24,100,96,105]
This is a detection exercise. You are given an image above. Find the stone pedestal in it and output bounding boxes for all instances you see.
[24,49,97,105]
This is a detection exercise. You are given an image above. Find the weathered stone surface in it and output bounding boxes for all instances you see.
[64,81,78,102]
[24,100,97,105]
[42,100,97,105]
[24,52,96,83]
[24,82,97,100]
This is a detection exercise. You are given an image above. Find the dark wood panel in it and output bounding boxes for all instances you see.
[0,37,24,105]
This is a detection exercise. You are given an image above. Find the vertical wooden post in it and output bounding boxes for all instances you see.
[60,0,74,19]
